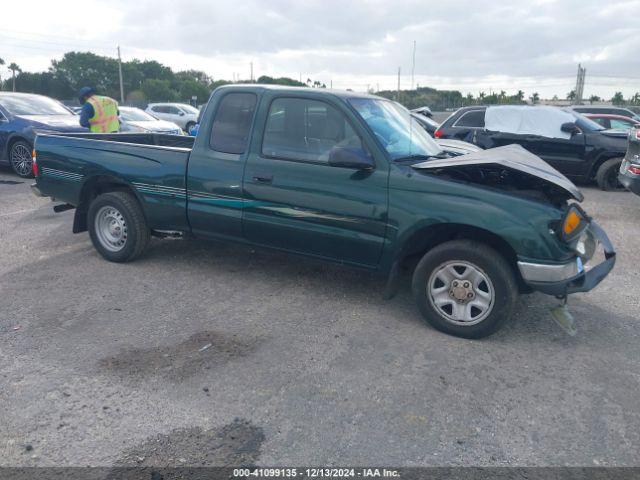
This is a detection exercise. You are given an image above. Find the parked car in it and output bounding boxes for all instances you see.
[411,106,433,118]
[32,85,615,339]
[569,105,640,122]
[145,103,199,132]
[411,112,440,137]
[435,105,628,190]
[618,127,640,196]
[584,113,640,131]
[119,107,183,135]
[0,92,87,177]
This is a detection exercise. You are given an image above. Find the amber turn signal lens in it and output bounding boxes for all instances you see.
[563,209,582,236]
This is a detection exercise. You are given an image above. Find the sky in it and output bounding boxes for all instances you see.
[1,0,639,99]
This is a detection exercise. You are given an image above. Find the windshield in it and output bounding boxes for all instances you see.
[179,104,199,114]
[348,98,443,160]
[120,108,157,122]
[0,95,72,116]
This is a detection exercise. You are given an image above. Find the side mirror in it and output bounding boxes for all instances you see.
[328,147,375,170]
[179,111,185,116]
[561,122,580,135]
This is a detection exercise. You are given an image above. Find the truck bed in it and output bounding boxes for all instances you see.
[34,133,193,232]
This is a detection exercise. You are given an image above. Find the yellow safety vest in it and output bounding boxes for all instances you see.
[87,95,120,133]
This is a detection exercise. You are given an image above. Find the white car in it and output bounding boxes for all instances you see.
[145,103,199,132]
[119,107,183,135]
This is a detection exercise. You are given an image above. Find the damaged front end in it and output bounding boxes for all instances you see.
[413,143,616,300]
[412,144,583,207]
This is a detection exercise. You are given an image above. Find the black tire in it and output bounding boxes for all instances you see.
[411,240,517,339]
[87,191,150,262]
[9,140,34,178]
[185,121,196,133]
[596,158,624,191]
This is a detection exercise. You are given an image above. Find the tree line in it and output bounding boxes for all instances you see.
[1,51,638,110]
[0,52,310,106]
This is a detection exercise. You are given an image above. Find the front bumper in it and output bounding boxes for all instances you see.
[517,221,615,297]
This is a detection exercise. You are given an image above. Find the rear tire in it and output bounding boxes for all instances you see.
[88,191,150,262]
[596,158,624,191]
[9,140,34,178]
[411,240,517,339]
[185,121,196,134]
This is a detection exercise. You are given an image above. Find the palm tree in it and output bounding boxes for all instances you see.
[515,90,525,103]
[631,92,640,106]
[8,62,21,92]
[611,91,624,106]
[465,93,474,105]
[589,95,601,105]
[566,90,576,101]
[0,58,4,91]
[529,92,540,104]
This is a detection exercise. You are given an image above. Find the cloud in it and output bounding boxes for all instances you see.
[3,0,640,98]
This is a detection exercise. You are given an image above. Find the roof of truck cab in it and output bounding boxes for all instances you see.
[215,83,380,100]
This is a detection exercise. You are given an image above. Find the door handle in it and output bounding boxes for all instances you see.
[252,174,273,184]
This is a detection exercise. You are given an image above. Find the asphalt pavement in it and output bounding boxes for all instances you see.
[1,166,639,467]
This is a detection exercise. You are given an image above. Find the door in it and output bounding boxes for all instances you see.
[517,132,587,178]
[242,96,389,267]
[0,109,9,161]
[186,91,258,239]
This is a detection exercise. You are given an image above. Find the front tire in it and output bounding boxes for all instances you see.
[596,158,624,191]
[9,140,34,178]
[88,191,150,262]
[411,240,517,339]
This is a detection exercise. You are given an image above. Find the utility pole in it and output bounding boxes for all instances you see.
[250,62,254,82]
[574,63,586,104]
[397,67,401,102]
[117,45,124,104]
[411,40,416,90]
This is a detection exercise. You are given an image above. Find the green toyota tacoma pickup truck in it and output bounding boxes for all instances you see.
[32,85,615,338]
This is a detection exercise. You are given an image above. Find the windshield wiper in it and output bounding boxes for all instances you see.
[393,152,448,163]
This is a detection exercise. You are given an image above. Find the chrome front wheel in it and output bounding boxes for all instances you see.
[428,261,494,325]
[412,240,517,339]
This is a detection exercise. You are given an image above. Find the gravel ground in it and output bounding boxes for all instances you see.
[0,166,639,467]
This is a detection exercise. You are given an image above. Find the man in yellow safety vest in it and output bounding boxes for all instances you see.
[78,87,120,133]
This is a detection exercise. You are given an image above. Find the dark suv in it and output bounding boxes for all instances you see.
[435,106,628,190]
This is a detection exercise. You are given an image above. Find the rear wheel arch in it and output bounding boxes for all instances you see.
[74,176,144,233]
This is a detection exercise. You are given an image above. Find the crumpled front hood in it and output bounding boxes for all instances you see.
[17,114,88,131]
[412,144,584,201]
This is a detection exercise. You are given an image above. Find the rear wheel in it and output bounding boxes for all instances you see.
[185,121,196,134]
[411,240,517,338]
[596,158,624,191]
[9,140,34,178]
[88,191,150,262]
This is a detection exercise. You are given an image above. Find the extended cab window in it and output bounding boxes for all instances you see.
[209,93,257,154]
[454,110,485,128]
[262,97,362,164]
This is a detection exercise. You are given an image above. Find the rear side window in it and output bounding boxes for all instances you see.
[262,97,363,164]
[209,93,257,154]
[454,110,485,128]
